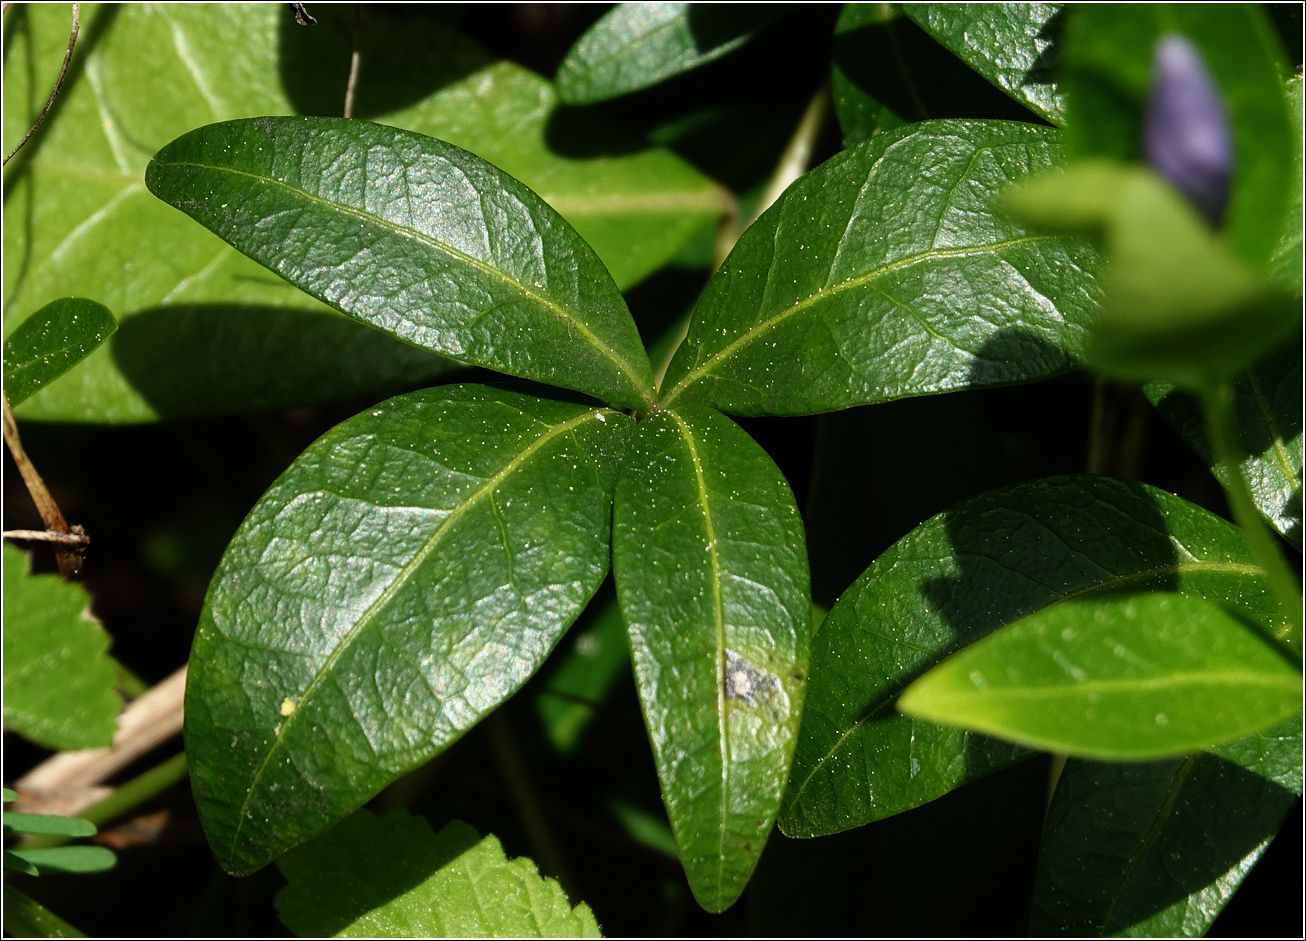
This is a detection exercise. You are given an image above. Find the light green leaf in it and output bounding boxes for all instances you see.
[6,845,117,876]
[185,385,632,876]
[781,475,1285,839]
[4,4,721,422]
[1146,337,1303,550]
[276,810,601,938]
[660,120,1101,416]
[2,543,120,750]
[555,3,785,105]
[900,3,1067,125]
[1006,161,1299,388]
[1058,4,1292,268]
[1032,719,1301,936]
[2,298,116,406]
[3,813,96,839]
[147,117,655,410]
[897,592,1302,760]
[612,406,810,911]
[5,851,41,877]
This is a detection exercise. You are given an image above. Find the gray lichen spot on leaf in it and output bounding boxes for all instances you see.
[724,651,788,719]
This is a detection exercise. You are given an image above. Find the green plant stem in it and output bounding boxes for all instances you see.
[2,884,86,938]
[20,753,189,850]
[112,659,150,699]
[1201,382,1303,657]
[484,710,577,898]
[749,78,832,227]
[656,80,831,392]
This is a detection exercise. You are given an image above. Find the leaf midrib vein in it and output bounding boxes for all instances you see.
[153,157,652,403]
[668,410,731,896]
[228,407,609,856]
[1099,755,1195,933]
[662,234,1049,407]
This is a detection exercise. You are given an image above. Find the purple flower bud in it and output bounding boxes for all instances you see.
[1142,35,1234,224]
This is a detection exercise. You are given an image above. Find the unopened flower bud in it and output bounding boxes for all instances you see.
[1142,35,1233,224]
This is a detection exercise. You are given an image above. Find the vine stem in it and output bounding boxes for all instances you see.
[17,667,187,800]
[484,709,578,898]
[18,753,190,851]
[749,77,832,227]
[4,3,80,166]
[3,394,83,575]
[653,80,831,389]
[1201,381,1303,657]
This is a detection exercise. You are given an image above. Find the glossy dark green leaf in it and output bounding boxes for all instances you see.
[1006,161,1299,388]
[897,592,1302,759]
[2,544,120,751]
[781,475,1285,839]
[2,298,116,406]
[276,810,600,937]
[830,4,914,145]
[147,118,655,410]
[555,3,785,105]
[1146,337,1303,550]
[1032,718,1301,936]
[185,385,632,876]
[3,885,86,938]
[901,3,1067,125]
[1268,72,1304,296]
[830,5,1048,149]
[660,120,1102,416]
[1059,4,1292,267]
[613,406,810,911]
[6,846,117,876]
[4,4,720,422]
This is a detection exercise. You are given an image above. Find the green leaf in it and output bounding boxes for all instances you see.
[185,385,632,876]
[1146,337,1303,550]
[5,851,41,877]
[533,582,631,755]
[3,789,19,802]
[612,406,810,911]
[147,117,656,410]
[555,3,785,105]
[2,4,453,423]
[3,885,86,938]
[1058,4,1293,267]
[4,4,721,422]
[1031,720,1301,936]
[2,813,96,839]
[2,543,120,750]
[276,810,601,938]
[1006,161,1299,388]
[1268,72,1304,297]
[6,846,117,876]
[830,5,1051,149]
[660,120,1102,416]
[900,3,1068,125]
[781,475,1285,839]
[2,298,116,406]
[898,592,1302,760]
